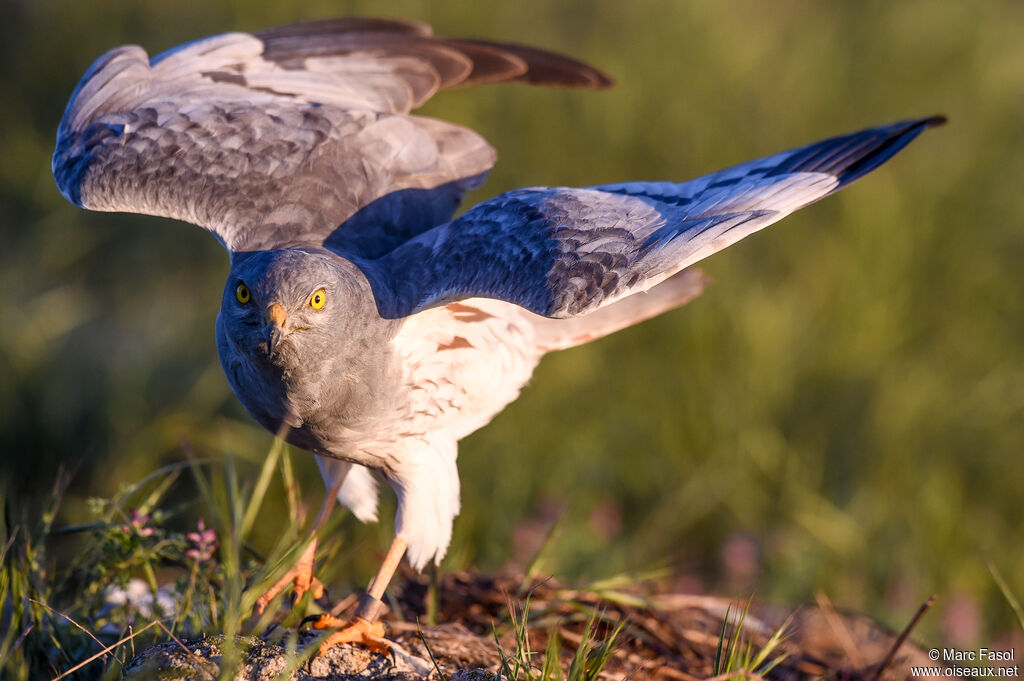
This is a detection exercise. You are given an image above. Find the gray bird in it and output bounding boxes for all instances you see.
[53,17,943,651]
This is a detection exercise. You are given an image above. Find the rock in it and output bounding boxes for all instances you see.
[124,632,433,680]
[448,671,496,681]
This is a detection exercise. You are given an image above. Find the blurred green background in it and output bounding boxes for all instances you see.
[2,0,1022,649]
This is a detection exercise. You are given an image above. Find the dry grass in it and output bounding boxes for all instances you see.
[352,571,940,680]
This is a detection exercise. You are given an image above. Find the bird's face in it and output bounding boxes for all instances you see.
[215,248,401,452]
[219,249,378,375]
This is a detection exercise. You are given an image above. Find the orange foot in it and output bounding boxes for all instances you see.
[255,541,324,615]
[310,613,390,656]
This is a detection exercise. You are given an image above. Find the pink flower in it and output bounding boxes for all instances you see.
[122,509,155,537]
[186,519,218,562]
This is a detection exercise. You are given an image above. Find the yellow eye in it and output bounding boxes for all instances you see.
[236,283,250,304]
[310,288,327,310]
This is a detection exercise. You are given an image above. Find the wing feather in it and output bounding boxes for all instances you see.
[53,18,612,256]
[356,117,944,319]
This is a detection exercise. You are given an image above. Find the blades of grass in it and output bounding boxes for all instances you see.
[225,450,243,533]
[239,438,283,541]
[516,597,534,676]
[713,604,731,676]
[749,613,792,675]
[216,451,246,679]
[495,594,542,679]
[115,458,218,514]
[416,624,450,681]
[987,560,1024,632]
[269,630,323,681]
[493,622,515,679]
[174,562,200,633]
[280,447,305,532]
[564,608,623,681]
[136,468,181,517]
[565,612,594,681]
[425,563,439,628]
[185,454,224,531]
[0,524,18,565]
[541,628,563,681]
[50,522,109,535]
[724,599,753,677]
[756,650,789,677]
[239,534,314,616]
[585,619,624,681]
[38,468,73,537]
[0,624,32,670]
[576,567,670,594]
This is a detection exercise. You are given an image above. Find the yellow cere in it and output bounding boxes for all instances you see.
[310,288,327,310]
[236,283,250,304]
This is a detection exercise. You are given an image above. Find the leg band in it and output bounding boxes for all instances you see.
[354,592,386,622]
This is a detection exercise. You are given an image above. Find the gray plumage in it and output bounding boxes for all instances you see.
[52,17,942,570]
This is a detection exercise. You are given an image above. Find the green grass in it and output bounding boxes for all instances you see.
[1,452,630,680]
[0,444,327,680]
[712,599,789,681]
[987,562,1024,634]
[488,594,624,681]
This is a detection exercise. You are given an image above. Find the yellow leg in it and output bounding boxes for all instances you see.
[254,479,341,615]
[314,535,409,656]
[364,536,408,612]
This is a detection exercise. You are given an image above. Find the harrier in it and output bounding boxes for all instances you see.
[53,17,943,650]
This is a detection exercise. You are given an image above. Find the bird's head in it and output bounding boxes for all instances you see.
[219,248,385,372]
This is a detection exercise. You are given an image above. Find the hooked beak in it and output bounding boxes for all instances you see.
[265,303,286,329]
[263,303,288,354]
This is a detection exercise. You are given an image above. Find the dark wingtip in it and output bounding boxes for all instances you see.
[445,38,613,91]
[767,115,946,190]
[833,115,946,187]
[251,18,614,92]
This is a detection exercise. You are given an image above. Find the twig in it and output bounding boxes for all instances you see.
[49,619,159,681]
[870,595,937,681]
[329,592,359,617]
[30,598,105,649]
[814,590,865,671]
[653,665,702,681]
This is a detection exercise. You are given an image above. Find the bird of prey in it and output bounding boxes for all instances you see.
[53,17,943,651]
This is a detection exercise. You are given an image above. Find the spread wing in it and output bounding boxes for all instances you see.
[356,117,944,319]
[52,17,611,257]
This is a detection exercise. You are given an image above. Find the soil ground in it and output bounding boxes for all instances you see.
[127,571,942,680]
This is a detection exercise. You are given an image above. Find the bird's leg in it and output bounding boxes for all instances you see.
[311,535,408,656]
[254,479,341,615]
[255,538,324,614]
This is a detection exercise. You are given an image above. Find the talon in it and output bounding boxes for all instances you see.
[312,615,390,656]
